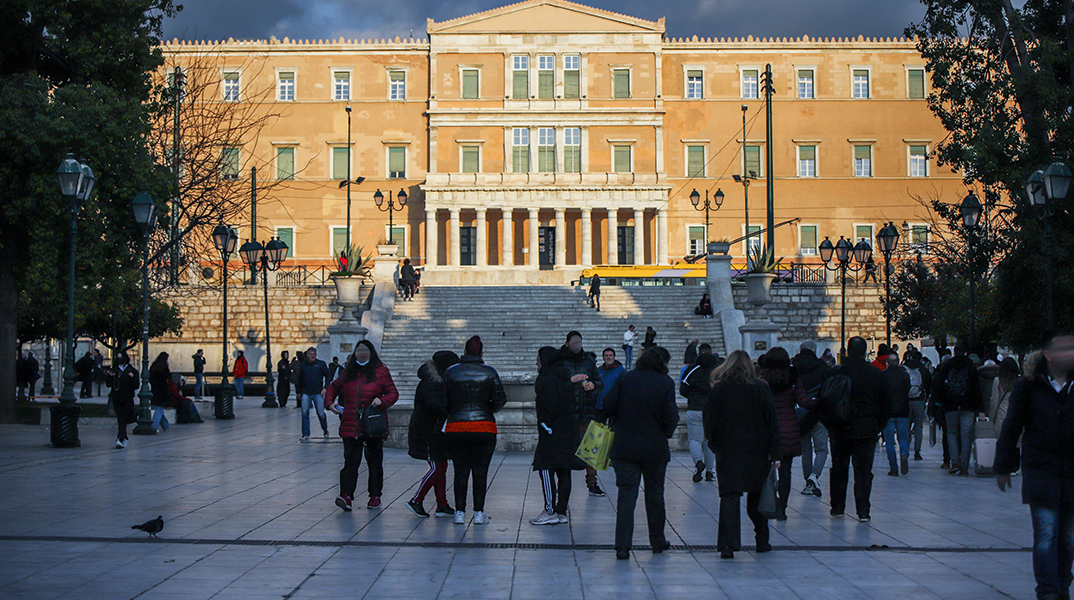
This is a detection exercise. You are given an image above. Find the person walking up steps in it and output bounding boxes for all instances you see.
[406,350,458,518]
[530,346,584,525]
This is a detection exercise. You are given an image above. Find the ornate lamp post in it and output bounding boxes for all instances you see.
[959,192,983,352]
[875,222,901,347]
[239,237,289,408]
[52,155,95,447]
[1026,161,1071,328]
[212,224,238,403]
[690,188,724,243]
[374,189,408,244]
[819,236,872,362]
[131,191,158,435]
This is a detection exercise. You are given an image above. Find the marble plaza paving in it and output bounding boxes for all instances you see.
[0,397,1038,599]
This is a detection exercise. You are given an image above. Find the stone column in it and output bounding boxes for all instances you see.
[502,208,514,266]
[580,207,592,266]
[476,208,487,266]
[554,208,566,266]
[425,208,438,268]
[656,208,668,265]
[607,208,618,265]
[449,208,461,267]
[633,208,645,265]
[528,208,539,268]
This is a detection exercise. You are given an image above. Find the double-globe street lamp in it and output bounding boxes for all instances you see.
[53,155,96,447]
[132,192,158,435]
[238,237,289,408]
[689,188,725,246]
[959,193,983,352]
[875,222,901,347]
[1026,161,1072,329]
[819,236,873,362]
[212,224,239,418]
[374,189,408,244]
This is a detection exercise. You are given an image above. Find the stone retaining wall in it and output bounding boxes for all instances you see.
[733,282,887,343]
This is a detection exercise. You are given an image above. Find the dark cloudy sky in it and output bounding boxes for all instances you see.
[162,0,931,43]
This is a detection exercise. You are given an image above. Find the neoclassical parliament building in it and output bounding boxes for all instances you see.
[163,0,961,284]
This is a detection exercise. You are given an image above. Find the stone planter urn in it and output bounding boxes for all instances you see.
[331,276,367,322]
[708,241,731,255]
[743,272,777,307]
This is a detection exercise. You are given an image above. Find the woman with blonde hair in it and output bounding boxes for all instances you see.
[704,350,780,559]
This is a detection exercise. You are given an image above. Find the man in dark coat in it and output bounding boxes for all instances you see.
[276,350,292,407]
[825,336,892,522]
[554,331,604,496]
[932,342,982,475]
[996,331,1074,600]
[107,352,139,448]
[882,354,912,476]
[76,351,94,398]
[23,351,40,398]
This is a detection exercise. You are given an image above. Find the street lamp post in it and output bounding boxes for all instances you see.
[52,155,95,447]
[374,189,408,244]
[960,193,983,352]
[819,236,872,362]
[690,188,725,244]
[131,191,158,435]
[875,222,901,347]
[1026,161,1071,329]
[733,104,759,252]
[239,237,289,408]
[212,225,238,412]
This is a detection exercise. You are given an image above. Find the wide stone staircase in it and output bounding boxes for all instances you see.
[379,285,725,400]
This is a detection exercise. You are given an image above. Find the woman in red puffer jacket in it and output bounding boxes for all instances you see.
[325,340,399,511]
[759,346,817,521]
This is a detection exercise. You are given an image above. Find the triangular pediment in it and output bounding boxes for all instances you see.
[428,0,665,34]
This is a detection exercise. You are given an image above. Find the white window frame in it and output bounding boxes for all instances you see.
[222,69,241,102]
[686,224,708,256]
[905,66,927,99]
[798,223,819,256]
[908,143,929,178]
[511,127,531,173]
[275,69,296,102]
[330,225,353,257]
[739,66,761,100]
[794,66,816,99]
[563,55,581,99]
[459,67,481,100]
[684,66,705,100]
[609,141,634,173]
[329,145,351,180]
[221,147,241,179]
[511,55,529,99]
[610,66,632,99]
[852,144,873,178]
[684,143,708,177]
[907,222,931,254]
[274,226,295,258]
[537,127,556,173]
[387,68,407,101]
[850,66,872,99]
[458,142,483,173]
[386,146,407,179]
[331,68,353,101]
[742,224,763,257]
[796,144,818,178]
[563,127,582,173]
[742,143,764,178]
[852,223,875,246]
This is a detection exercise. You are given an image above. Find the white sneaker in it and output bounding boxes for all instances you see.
[529,511,558,526]
[556,513,569,524]
[115,439,124,449]
[453,510,466,524]
[120,439,128,449]
[473,511,490,525]
[300,435,309,442]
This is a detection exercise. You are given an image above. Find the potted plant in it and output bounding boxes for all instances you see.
[708,238,732,255]
[744,244,779,306]
[330,244,373,320]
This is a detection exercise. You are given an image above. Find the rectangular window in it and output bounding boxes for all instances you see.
[462,69,479,99]
[612,69,630,99]
[387,226,406,252]
[798,145,816,178]
[512,128,529,173]
[742,69,759,99]
[800,225,818,256]
[275,227,294,258]
[852,69,870,99]
[389,71,405,100]
[911,225,930,253]
[331,227,351,257]
[688,226,706,256]
[613,145,631,173]
[797,69,814,99]
[854,145,872,177]
[745,225,762,255]
[334,71,350,101]
[855,225,874,244]
[223,71,240,102]
[908,69,925,99]
[277,71,294,101]
[686,70,703,99]
[512,56,529,99]
[537,128,555,173]
[563,55,580,99]
[276,147,295,180]
[909,145,928,177]
[221,148,240,179]
[461,146,480,173]
[537,55,554,99]
[744,145,761,178]
[331,147,349,180]
[388,147,406,179]
[687,146,705,177]
[564,127,581,173]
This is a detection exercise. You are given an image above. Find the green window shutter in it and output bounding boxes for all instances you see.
[564,70,580,99]
[564,146,580,173]
[855,225,872,241]
[614,146,631,172]
[513,146,529,173]
[222,148,240,178]
[800,226,817,251]
[276,148,294,180]
[462,147,479,173]
[389,71,404,82]
[613,69,629,98]
[799,145,815,161]
[513,70,528,98]
[276,228,293,258]
[854,145,871,160]
[745,145,760,177]
[908,70,925,99]
[332,147,349,179]
[687,146,704,177]
[538,146,555,172]
[687,69,702,79]
[462,70,478,99]
[388,147,405,178]
[332,228,348,257]
[910,144,926,157]
[538,70,553,99]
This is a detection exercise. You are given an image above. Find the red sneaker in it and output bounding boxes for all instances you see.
[335,494,352,512]
[367,496,382,509]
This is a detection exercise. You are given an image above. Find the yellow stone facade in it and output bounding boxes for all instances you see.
[161,0,960,284]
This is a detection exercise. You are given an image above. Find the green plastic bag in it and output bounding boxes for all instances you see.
[575,420,615,471]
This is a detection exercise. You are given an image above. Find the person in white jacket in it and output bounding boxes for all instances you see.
[622,325,638,369]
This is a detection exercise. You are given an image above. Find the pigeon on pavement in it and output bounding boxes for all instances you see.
[131,516,164,538]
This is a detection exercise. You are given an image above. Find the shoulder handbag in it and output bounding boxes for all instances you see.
[360,403,389,440]
[757,464,779,519]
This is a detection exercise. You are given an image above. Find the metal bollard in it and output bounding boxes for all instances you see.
[50,405,81,447]
[214,390,235,420]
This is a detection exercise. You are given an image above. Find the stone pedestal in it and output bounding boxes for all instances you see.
[374,244,400,284]
[707,249,745,355]
[739,320,781,360]
[327,320,368,360]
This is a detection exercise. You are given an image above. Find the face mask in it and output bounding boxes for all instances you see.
[356,359,369,366]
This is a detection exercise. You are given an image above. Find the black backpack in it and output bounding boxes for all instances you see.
[819,368,854,424]
[944,367,970,400]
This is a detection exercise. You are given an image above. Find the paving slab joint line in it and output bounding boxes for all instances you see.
[0,535,1031,553]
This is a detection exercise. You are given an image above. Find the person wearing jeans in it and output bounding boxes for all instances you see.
[682,351,718,482]
[232,350,248,399]
[996,331,1074,600]
[294,347,331,441]
[799,419,828,496]
[945,409,976,475]
[882,354,913,476]
[931,343,981,475]
[902,351,932,460]
[302,393,328,439]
